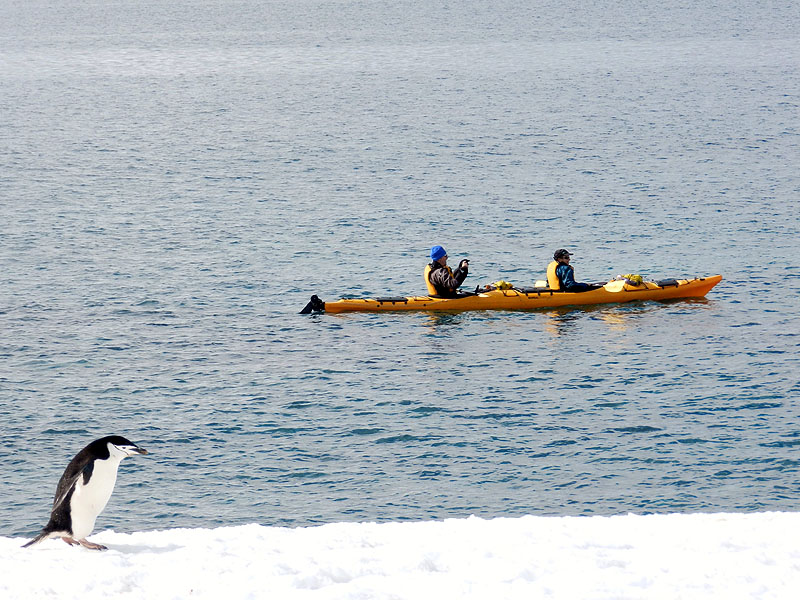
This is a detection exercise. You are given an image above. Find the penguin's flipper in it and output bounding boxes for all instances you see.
[51,474,80,513]
[51,461,93,513]
[52,450,95,509]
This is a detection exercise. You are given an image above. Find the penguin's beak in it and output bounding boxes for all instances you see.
[122,445,148,456]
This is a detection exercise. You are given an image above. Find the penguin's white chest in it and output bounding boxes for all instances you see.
[69,457,122,539]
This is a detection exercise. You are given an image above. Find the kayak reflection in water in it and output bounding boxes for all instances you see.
[547,249,603,292]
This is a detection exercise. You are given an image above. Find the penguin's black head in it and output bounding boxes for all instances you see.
[91,435,149,459]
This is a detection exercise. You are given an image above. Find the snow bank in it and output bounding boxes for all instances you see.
[2,513,799,599]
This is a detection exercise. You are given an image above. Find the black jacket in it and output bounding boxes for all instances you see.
[428,262,468,297]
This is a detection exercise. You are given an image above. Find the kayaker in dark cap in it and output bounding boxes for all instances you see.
[424,245,469,297]
[547,248,599,292]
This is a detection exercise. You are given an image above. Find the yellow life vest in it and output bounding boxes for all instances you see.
[424,263,454,296]
[546,260,561,290]
[423,264,439,295]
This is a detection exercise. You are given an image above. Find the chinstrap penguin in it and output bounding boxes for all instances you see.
[23,435,148,550]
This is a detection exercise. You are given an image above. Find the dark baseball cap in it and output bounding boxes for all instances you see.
[553,248,573,259]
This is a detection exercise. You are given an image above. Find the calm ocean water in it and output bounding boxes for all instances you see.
[1,1,798,537]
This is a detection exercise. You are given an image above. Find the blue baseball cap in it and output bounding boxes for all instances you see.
[430,245,447,261]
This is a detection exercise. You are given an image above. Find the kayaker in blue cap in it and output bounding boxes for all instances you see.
[547,248,600,292]
[424,245,470,297]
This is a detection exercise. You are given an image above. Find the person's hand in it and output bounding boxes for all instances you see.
[459,259,470,270]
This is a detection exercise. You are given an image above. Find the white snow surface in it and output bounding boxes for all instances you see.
[3,512,799,599]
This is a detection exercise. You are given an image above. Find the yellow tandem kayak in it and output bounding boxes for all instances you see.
[301,275,722,314]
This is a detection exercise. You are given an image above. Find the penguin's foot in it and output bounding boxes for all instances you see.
[61,536,107,550]
[77,538,107,551]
